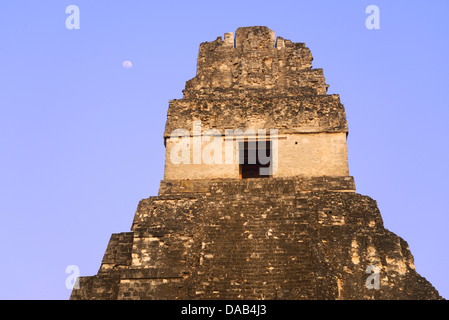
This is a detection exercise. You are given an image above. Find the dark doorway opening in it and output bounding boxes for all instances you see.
[239,140,272,179]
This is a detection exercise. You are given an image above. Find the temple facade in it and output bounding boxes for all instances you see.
[70,27,441,300]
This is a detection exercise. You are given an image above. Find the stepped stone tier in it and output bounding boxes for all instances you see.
[70,27,442,300]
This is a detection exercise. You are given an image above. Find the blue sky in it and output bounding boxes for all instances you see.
[0,1,448,299]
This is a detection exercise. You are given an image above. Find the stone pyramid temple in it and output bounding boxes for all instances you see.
[70,26,441,300]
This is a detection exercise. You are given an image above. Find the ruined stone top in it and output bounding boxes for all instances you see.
[164,27,347,138]
[183,26,329,99]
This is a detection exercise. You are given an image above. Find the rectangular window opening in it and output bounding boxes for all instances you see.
[239,140,272,179]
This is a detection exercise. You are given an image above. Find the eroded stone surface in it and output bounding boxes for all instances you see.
[71,184,441,300]
[70,27,442,300]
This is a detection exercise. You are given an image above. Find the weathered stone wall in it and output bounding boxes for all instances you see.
[164,95,347,137]
[184,26,328,98]
[158,176,356,195]
[164,132,349,180]
[162,26,349,180]
[276,132,349,177]
[71,180,442,300]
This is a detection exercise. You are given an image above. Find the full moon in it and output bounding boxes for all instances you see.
[122,60,133,69]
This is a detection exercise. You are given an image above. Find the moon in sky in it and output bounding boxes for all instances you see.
[122,60,133,69]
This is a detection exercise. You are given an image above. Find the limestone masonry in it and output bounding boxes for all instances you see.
[70,27,442,300]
